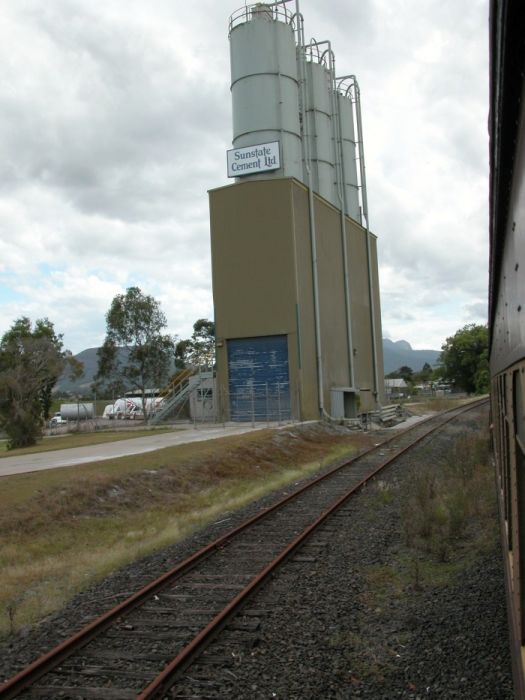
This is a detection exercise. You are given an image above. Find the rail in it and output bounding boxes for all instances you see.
[0,399,488,699]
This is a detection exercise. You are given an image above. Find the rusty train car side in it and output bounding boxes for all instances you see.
[489,0,525,697]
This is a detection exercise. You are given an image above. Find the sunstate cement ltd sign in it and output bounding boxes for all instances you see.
[227,141,280,177]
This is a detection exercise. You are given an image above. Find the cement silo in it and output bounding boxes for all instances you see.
[212,3,385,423]
[229,4,303,181]
[303,50,336,205]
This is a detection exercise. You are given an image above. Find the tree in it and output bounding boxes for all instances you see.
[419,362,433,382]
[386,365,414,383]
[0,317,81,449]
[175,319,215,370]
[96,287,175,418]
[413,362,434,384]
[439,323,489,394]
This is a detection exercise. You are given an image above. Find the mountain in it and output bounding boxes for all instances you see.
[56,348,99,394]
[56,347,134,395]
[382,339,440,374]
[55,340,441,395]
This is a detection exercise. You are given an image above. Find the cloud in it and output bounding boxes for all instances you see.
[0,0,490,355]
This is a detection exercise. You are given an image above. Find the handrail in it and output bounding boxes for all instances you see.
[229,1,296,35]
[160,368,193,398]
[150,379,194,424]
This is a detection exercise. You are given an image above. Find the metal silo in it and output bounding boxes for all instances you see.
[229,3,303,181]
[336,84,361,222]
[303,56,336,205]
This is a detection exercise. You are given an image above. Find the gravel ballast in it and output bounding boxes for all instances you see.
[0,406,514,698]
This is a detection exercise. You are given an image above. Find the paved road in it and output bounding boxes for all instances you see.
[0,424,275,477]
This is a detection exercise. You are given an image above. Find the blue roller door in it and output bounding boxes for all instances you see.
[228,335,290,421]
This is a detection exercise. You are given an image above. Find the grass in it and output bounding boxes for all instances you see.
[360,428,497,612]
[0,425,370,637]
[405,394,488,415]
[400,431,496,564]
[343,429,498,685]
[0,427,175,457]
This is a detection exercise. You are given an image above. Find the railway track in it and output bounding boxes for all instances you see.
[0,400,487,700]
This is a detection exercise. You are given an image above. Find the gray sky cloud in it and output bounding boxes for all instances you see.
[0,0,489,353]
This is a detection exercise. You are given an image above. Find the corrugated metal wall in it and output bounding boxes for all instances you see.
[227,335,291,421]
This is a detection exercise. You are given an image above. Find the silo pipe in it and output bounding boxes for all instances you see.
[294,2,326,418]
[325,45,356,391]
[307,39,356,392]
[339,75,380,404]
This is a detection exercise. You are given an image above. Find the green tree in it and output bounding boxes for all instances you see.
[439,323,489,394]
[0,317,81,448]
[176,319,215,370]
[419,362,433,382]
[413,362,433,384]
[386,365,414,383]
[96,287,175,418]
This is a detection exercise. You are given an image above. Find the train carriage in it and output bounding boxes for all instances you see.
[489,1,525,696]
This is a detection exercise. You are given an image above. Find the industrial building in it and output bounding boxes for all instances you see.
[210,1,384,421]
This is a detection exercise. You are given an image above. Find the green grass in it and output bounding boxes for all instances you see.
[0,426,368,636]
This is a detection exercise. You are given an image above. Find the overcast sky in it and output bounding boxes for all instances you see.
[0,0,489,354]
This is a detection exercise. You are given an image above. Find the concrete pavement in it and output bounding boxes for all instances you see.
[0,424,276,477]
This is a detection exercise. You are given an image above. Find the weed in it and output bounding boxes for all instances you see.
[0,424,370,636]
[410,558,422,591]
[373,479,396,505]
[401,430,496,565]
[405,398,460,414]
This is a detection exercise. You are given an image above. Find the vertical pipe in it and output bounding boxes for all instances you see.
[323,48,356,390]
[352,78,379,404]
[308,43,356,393]
[295,1,325,418]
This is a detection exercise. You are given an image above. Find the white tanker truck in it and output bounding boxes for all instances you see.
[60,403,96,420]
[102,396,164,420]
[49,402,95,426]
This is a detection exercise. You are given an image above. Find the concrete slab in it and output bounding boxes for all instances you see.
[0,423,284,478]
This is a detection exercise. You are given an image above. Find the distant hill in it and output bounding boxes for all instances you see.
[382,339,440,374]
[56,347,99,394]
[56,347,134,395]
[55,340,441,395]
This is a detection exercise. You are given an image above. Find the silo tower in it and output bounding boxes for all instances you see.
[229,3,303,181]
[210,1,384,422]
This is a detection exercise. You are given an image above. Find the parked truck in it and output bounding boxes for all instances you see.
[103,396,164,420]
[48,412,68,426]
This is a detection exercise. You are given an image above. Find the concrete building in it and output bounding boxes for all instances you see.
[209,2,384,422]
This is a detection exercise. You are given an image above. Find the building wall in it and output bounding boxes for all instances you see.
[346,219,385,410]
[314,191,353,393]
[210,178,301,418]
[209,177,384,420]
[290,183,318,418]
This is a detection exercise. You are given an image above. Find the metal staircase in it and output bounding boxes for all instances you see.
[150,368,195,424]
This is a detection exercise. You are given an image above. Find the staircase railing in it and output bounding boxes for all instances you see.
[150,368,196,424]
